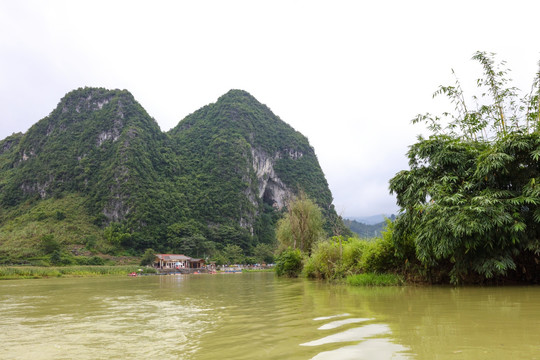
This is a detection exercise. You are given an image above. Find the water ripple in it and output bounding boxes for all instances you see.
[301,323,390,346]
[313,313,350,321]
[303,313,412,360]
[311,338,412,360]
[318,317,373,330]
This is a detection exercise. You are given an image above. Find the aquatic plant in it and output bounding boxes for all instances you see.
[346,273,403,286]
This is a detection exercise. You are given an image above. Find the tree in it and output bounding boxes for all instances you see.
[140,248,156,266]
[104,223,132,250]
[166,221,208,256]
[390,52,540,284]
[253,243,275,264]
[276,192,324,254]
[221,244,245,265]
[197,239,218,259]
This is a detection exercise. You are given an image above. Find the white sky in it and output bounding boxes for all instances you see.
[1,0,540,218]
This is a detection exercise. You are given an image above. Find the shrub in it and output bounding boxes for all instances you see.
[304,239,343,279]
[55,210,66,220]
[341,237,367,273]
[49,250,62,265]
[88,256,105,265]
[360,225,399,273]
[83,235,97,251]
[41,234,61,254]
[275,248,303,277]
[304,237,368,279]
[75,256,105,265]
[360,237,397,273]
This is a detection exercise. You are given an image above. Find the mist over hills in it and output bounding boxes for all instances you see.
[0,87,348,262]
[346,214,394,225]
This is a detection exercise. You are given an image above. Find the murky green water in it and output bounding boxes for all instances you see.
[0,273,538,359]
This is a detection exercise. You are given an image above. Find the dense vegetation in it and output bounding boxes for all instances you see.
[0,88,346,265]
[390,52,540,284]
[274,195,403,285]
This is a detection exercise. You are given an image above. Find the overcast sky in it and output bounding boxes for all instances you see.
[1,0,540,218]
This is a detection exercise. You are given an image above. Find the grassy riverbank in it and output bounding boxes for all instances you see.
[241,268,274,273]
[0,265,157,280]
[345,273,403,286]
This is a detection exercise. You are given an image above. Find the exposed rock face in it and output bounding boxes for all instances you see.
[0,134,21,155]
[251,147,292,209]
[103,164,131,222]
[21,178,52,199]
[103,194,131,222]
[63,91,113,114]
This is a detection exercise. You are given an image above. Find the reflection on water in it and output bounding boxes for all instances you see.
[0,276,214,359]
[0,273,539,360]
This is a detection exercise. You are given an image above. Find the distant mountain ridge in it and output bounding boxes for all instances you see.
[346,214,394,225]
[342,214,395,238]
[342,219,383,238]
[0,87,348,262]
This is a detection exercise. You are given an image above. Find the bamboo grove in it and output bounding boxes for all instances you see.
[390,52,540,283]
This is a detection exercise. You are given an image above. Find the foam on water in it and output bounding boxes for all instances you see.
[317,317,373,330]
[312,313,350,321]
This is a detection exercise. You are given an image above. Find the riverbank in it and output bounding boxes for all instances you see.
[1,263,398,286]
[0,265,157,280]
[0,265,277,280]
[241,268,274,273]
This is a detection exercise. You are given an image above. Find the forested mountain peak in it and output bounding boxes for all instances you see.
[217,89,257,103]
[171,89,308,154]
[15,87,162,159]
[44,87,159,133]
[59,87,132,114]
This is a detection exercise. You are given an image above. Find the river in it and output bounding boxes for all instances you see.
[0,272,538,359]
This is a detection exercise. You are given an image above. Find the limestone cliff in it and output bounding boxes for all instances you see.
[251,147,292,210]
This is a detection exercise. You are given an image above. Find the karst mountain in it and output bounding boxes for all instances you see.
[0,87,347,261]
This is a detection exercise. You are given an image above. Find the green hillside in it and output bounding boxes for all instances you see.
[0,87,347,264]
